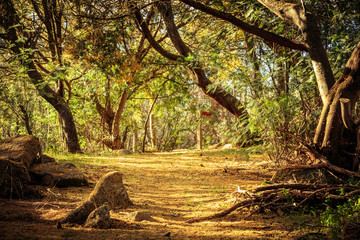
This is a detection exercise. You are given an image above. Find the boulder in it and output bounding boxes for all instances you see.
[127,211,155,222]
[0,135,41,198]
[84,205,111,229]
[62,200,96,224]
[0,157,31,198]
[0,135,41,169]
[30,162,88,187]
[40,154,56,163]
[88,171,133,209]
[62,171,132,224]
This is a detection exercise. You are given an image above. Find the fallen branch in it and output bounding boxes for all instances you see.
[279,129,360,179]
[186,183,360,224]
[301,147,360,178]
[186,199,255,223]
[253,183,328,193]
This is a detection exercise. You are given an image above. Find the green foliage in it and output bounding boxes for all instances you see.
[1,0,359,155]
[211,184,227,195]
[320,196,360,238]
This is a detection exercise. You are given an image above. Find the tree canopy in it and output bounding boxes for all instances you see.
[1,0,360,169]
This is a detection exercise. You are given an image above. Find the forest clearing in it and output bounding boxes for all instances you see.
[1,0,360,239]
[0,149,313,240]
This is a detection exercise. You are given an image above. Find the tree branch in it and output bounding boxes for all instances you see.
[180,0,308,52]
[132,6,183,62]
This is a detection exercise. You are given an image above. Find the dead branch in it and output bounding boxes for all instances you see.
[253,183,328,193]
[279,129,360,178]
[186,199,256,223]
[186,183,360,224]
[302,148,360,178]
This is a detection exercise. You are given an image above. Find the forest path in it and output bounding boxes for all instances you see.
[0,150,302,239]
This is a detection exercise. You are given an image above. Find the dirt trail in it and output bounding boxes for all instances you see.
[0,150,303,239]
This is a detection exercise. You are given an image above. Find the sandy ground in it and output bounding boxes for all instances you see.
[0,150,308,239]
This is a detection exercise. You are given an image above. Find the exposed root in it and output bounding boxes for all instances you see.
[186,183,360,224]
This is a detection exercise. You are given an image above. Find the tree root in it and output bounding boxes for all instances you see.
[186,183,360,224]
[186,199,256,223]
[186,131,360,224]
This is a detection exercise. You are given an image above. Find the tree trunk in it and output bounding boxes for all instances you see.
[197,112,203,150]
[149,113,157,150]
[314,42,360,169]
[19,105,33,135]
[133,130,138,152]
[25,63,81,153]
[93,94,114,136]
[244,32,262,97]
[111,90,129,149]
[0,0,81,153]
[142,93,160,152]
[120,126,129,149]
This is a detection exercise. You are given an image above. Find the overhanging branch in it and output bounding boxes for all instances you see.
[180,0,308,52]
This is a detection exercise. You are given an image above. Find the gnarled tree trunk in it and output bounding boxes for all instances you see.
[314,42,360,170]
[26,62,81,153]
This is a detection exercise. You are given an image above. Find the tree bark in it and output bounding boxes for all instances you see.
[112,90,129,149]
[26,64,81,153]
[313,42,360,168]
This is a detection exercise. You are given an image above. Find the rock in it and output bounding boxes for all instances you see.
[88,171,133,209]
[0,157,31,198]
[41,154,56,163]
[61,162,77,169]
[84,205,111,229]
[0,135,42,198]
[62,200,96,224]
[62,171,132,224]
[0,135,41,169]
[30,162,88,187]
[127,211,155,222]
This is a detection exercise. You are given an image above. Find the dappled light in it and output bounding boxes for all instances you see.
[1,0,360,239]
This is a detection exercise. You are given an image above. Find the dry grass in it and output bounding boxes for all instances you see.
[0,150,309,239]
